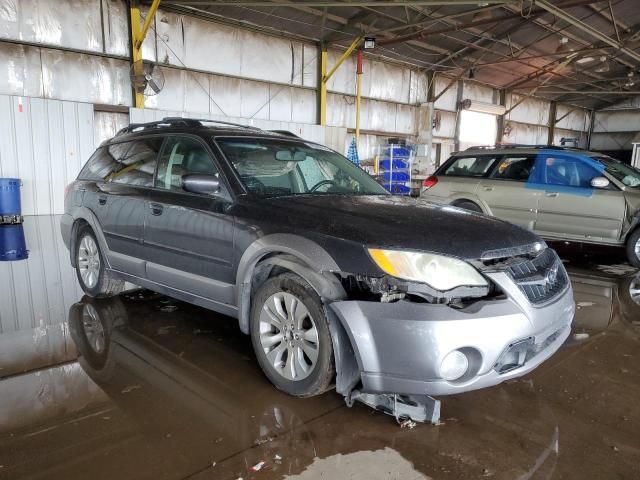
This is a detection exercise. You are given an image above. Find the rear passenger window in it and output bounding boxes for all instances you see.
[492,156,535,182]
[78,138,163,187]
[442,156,497,177]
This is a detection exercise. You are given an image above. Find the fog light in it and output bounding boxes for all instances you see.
[440,350,469,381]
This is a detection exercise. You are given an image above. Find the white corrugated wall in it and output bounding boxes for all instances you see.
[0,95,95,215]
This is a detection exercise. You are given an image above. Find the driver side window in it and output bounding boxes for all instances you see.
[540,155,599,189]
[155,136,219,192]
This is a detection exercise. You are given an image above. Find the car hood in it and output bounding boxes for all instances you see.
[262,195,541,261]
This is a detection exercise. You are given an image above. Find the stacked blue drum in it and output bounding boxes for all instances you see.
[0,178,28,261]
[379,145,412,195]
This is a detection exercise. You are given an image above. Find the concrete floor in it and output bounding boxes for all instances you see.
[1,216,639,480]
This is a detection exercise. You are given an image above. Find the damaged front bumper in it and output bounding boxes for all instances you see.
[329,271,575,398]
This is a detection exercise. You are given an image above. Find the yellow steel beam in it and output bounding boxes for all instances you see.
[320,36,361,126]
[320,50,328,125]
[323,36,362,83]
[130,0,161,108]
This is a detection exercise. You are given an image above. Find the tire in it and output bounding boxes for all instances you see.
[250,273,334,397]
[453,200,482,213]
[75,225,124,297]
[626,228,640,268]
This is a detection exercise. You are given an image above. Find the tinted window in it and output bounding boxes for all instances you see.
[216,137,387,197]
[492,156,535,182]
[155,136,219,192]
[542,156,600,188]
[78,138,162,187]
[442,156,497,177]
[110,138,163,187]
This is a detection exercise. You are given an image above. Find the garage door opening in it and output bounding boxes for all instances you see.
[459,110,498,149]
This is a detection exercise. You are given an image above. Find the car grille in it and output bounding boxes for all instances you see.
[506,248,568,305]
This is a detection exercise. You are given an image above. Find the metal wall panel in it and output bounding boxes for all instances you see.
[502,121,548,145]
[432,109,457,139]
[129,108,347,154]
[555,105,590,132]
[94,111,129,146]
[0,0,103,52]
[593,110,640,133]
[463,81,495,104]
[505,94,550,126]
[589,132,636,150]
[433,75,458,112]
[409,70,429,105]
[0,95,94,215]
[102,0,130,56]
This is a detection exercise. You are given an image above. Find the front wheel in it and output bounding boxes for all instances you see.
[626,229,640,268]
[75,226,124,297]
[453,200,482,213]
[250,273,334,397]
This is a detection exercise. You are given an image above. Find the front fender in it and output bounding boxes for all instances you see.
[234,234,345,334]
[64,206,111,269]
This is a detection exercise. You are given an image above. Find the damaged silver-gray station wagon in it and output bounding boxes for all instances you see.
[61,118,575,420]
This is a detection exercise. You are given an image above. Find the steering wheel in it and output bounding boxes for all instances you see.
[309,179,338,192]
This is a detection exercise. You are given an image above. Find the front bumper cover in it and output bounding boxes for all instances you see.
[329,271,575,397]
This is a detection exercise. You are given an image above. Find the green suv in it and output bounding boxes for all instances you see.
[421,146,640,267]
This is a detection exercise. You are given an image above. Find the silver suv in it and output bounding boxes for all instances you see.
[422,145,640,267]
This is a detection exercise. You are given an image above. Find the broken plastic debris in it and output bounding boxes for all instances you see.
[250,461,266,472]
[573,333,590,340]
[399,419,417,429]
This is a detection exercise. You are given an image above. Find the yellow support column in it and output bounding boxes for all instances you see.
[320,50,328,125]
[130,0,161,109]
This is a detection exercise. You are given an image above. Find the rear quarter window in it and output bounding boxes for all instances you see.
[441,156,498,178]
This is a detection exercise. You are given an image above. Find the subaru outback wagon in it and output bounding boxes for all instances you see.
[422,145,640,267]
[61,119,574,404]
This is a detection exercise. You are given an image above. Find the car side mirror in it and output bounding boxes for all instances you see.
[590,176,610,189]
[182,174,221,196]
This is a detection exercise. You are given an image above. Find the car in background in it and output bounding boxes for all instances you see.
[421,145,640,267]
[61,119,574,410]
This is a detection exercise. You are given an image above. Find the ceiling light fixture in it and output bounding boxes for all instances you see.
[594,56,610,73]
[363,37,376,49]
[576,56,595,64]
[555,37,571,55]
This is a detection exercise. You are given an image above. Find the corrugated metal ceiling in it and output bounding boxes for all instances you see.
[162,0,640,109]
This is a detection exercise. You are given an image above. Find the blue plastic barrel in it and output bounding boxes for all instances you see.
[0,178,22,216]
[0,224,28,261]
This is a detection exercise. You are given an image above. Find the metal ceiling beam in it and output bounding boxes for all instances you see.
[534,0,640,63]
[165,0,517,6]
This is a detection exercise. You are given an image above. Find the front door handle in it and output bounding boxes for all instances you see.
[545,192,559,198]
[149,203,164,216]
[98,196,107,205]
[483,186,494,191]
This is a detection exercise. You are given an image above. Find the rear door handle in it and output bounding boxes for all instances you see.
[545,192,559,197]
[98,196,107,205]
[149,203,164,216]
[483,187,494,191]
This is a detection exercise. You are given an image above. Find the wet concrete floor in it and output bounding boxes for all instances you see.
[1,216,639,480]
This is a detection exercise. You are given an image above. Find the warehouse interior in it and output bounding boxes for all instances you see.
[1,0,640,479]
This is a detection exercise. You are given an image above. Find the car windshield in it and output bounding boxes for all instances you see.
[216,137,388,197]
[591,155,640,188]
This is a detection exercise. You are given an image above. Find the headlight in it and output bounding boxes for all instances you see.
[368,248,488,291]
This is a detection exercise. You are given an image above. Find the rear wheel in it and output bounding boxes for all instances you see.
[250,273,334,397]
[453,200,482,213]
[626,228,640,268]
[75,226,124,297]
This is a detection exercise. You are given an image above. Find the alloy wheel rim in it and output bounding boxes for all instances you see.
[635,238,640,260]
[78,235,100,289]
[82,304,105,353]
[259,292,319,381]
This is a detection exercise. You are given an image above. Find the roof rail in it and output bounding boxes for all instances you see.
[465,144,579,151]
[115,117,262,136]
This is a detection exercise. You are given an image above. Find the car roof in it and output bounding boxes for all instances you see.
[452,145,602,158]
[101,117,301,146]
